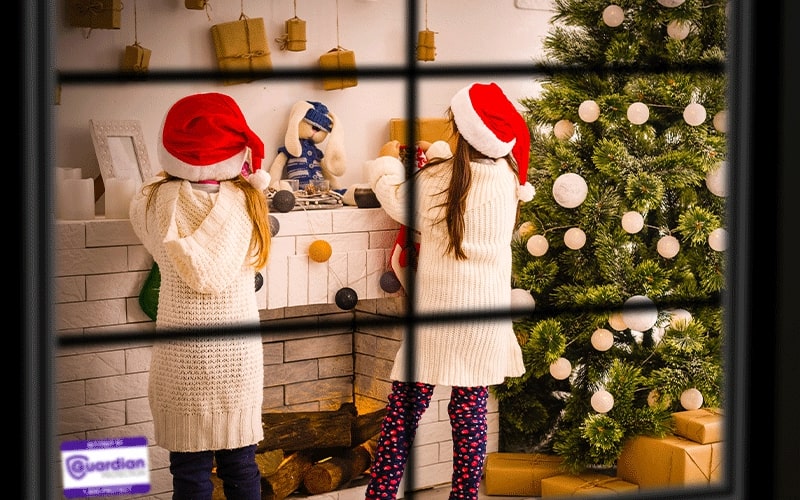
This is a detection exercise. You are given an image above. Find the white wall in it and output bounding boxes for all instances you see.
[54,0,553,206]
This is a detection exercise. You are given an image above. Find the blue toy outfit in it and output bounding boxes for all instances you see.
[278,140,326,189]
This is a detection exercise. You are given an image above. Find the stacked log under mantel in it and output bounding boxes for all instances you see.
[211,403,387,500]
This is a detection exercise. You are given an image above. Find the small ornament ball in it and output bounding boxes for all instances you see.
[708,227,728,252]
[268,215,280,237]
[657,0,686,7]
[591,390,614,413]
[379,271,402,293]
[683,102,707,126]
[553,119,575,140]
[526,234,549,257]
[591,328,614,351]
[272,190,296,213]
[517,220,536,240]
[552,173,588,208]
[668,308,693,329]
[564,227,587,250]
[549,357,572,380]
[667,19,691,40]
[626,102,649,125]
[308,239,333,262]
[680,388,704,410]
[335,287,359,310]
[713,110,727,133]
[705,161,728,197]
[510,288,536,313]
[608,311,627,331]
[621,211,644,234]
[657,235,680,258]
[578,100,601,123]
[602,4,624,27]
[622,295,658,332]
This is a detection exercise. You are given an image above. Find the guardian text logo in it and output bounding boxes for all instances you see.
[61,437,150,498]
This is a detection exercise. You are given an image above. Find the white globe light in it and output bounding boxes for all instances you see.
[591,328,614,351]
[564,227,587,250]
[608,311,627,331]
[621,211,645,233]
[668,308,693,329]
[647,389,671,408]
[591,390,615,413]
[510,288,536,311]
[657,235,680,258]
[526,234,549,256]
[517,221,535,239]
[553,119,575,140]
[657,0,686,7]
[622,295,658,332]
[626,102,649,125]
[549,357,572,380]
[667,19,691,40]
[552,173,588,208]
[713,110,727,133]
[602,4,625,27]
[708,227,728,251]
[578,100,601,123]
[680,388,704,410]
[683,102,707,126]
[706,161,728,197]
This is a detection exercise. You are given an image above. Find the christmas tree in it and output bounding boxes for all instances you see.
[493,0,728,472]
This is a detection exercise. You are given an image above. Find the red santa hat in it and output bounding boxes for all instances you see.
[159,92,270,190]
[450,82,535,202]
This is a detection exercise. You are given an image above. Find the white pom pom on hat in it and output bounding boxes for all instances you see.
[450,82,534,201]
[159,92,267,188]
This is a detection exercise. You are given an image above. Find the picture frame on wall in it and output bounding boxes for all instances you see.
[89,119,153,188]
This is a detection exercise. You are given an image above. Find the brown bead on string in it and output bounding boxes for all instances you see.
[417,0,436,62]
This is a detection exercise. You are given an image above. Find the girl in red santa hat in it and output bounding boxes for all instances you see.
[363,82,535,500]
[129,92,271,500]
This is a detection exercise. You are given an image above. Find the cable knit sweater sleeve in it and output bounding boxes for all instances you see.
[366,155,412,226]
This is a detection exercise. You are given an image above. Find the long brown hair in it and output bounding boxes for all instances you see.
[143,174,271,270]
[425,109,519,260]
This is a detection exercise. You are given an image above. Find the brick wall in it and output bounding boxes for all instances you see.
[53,212,500,499]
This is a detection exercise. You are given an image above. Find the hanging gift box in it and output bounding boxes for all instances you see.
[417,29,436,61]
[284,17,307,51]
[211,16,272,86]
[184,0,207,9]
[389,117,457,152]
[121,43,151,73]
[67,0,122,29]
[319,47,358,90]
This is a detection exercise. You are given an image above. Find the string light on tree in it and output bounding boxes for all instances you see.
[680,388,704,410]
[666,19,692,40]
[517,220,535,240]
[705,161,728,197]
[564,227,587,250]
[683,102,707,126]
[626,101,649,125]
[526,234,549,256]
[622,295,658,331]
[602,4,624,27]
[708,227,727,251]
[578,100,601,123]
[549,357,572,380]
[667,308,693,329]
[553,119,575,140]
[510,288,536,318]
[657,0,686,7]
[590,390,614,413]
[621,211,645,233]
[591,328,614,351]
[656,235,680,258]
[552,172,588,208]
[713,110,727,132]
[608,311,627,331]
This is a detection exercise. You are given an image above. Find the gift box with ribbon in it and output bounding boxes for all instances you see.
[540,472,639,497]
[672,408,724,444]
[616,434,723,489]
[67,0,122,29]
[122,44,151,73]
[211,16,272,86]
[319,47,358,90]
[483,452,565,497]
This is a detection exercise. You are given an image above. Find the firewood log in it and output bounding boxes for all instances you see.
[302,443,374,494]
[262,450,315,500]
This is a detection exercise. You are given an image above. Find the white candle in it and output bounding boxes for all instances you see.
[58,178,95,220]
[104,178,137,219]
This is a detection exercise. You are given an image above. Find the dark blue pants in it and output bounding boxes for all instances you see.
[169,444,261,500]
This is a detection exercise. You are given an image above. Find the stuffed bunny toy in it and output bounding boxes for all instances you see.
[268,100,346,191]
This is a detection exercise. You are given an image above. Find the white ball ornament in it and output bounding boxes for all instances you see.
[510,288,536,311]
[657,0,686,7]
[591,390,615,413]
[622,295,658,332]
[657,235,680,258]
[552,173,588,208]
[578,100,601,123]
[713,110,727,133]
[608,311,627,331]
[708,227,728,251]
[564,227,587,250]
[549,357,572,380]
[705,161,728,197]
[626,102,649,125]
[591,328,614,351]
[683,102,707,126]
[553,119,575,140]
[621,211,645,234]
[602,5,625,27]
[526,235,549,257]
[667,20,692,40]
[668,308,693,329]
[680,388,704,410]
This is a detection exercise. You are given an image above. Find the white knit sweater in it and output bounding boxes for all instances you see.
[367,141,526,387]
[129,179,264,452]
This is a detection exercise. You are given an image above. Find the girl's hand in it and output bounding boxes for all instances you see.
[379,140,401,159]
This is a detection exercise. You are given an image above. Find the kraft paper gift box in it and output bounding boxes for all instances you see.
[121,44,151,73]
[319,47,358,90]
[672,408,724,444]
[211,17,272,86]
[184,0,207,9]
[616,435,723,489]
[540,472,638,496]
[483,452,565,496]
[67,0,122,29]
[389,117,457,152]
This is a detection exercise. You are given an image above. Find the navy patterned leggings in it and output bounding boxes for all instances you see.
[365,381,489,500]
